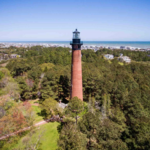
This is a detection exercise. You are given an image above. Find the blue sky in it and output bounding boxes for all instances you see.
[0,0,150,41]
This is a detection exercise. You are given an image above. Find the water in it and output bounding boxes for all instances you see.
[1,41,150,49]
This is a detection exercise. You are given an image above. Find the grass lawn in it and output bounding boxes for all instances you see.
[40,122,59,150]
[12,122,60,150]
[28,100,43,123]
[108,60,112,64]
[118,62,124,65]
[32,105,44,123]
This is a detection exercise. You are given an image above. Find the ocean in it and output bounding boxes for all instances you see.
[1,41,150,49]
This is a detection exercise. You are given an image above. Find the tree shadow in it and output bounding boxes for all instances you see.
[37,109,47,119]
[57,122,63,133]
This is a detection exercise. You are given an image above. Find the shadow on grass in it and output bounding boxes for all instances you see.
[37,109,47,120]
[57,122,63,133]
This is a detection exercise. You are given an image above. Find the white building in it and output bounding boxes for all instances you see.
[58,100,68,109]
[104,54,114,60]
[131,47,136,50]
[10,54,21,58]
[108,47,115,50]
[118,55,131,63]
[126,47,131,50]
[147,48,150,51]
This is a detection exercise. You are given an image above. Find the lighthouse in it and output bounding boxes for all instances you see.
[70,29,83,101]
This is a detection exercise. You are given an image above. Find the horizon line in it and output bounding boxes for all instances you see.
[0,41,150,42]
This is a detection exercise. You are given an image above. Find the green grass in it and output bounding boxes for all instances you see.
[32,105,44,123]
[28,100,43,123]
[108,60,112,64]
[118,62,124,65]
[2,101,59,150]
[40,122,59,150]
[13,122,60,150]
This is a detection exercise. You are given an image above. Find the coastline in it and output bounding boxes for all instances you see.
[0,41,150,49]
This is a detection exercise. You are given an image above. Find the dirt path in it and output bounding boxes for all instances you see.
[0,62,8,67]
[29,99,40,106]
[0,120,49,140]
[32,103,39,106]
[0,99,43,140]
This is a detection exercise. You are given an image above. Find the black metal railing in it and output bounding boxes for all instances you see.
[70,41,83,45]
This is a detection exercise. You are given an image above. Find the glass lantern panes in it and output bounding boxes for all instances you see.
[73,29,80,39]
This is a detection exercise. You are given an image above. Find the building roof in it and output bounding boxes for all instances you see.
[58,102,68,109]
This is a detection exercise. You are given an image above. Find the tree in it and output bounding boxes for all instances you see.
[0,96,34,138]
[16,77,31,100]
[65,97,83,124]
[57,123,87,150]
[78,112,100,149]
[78,112,128,150]
[13,128,45,150]
[0,71,4,80]
[40,98,62,118]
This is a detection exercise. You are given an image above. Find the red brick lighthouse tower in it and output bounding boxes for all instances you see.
[70,29,83,101]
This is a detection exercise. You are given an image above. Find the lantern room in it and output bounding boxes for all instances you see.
[70,29,83,46]
[73,29,80,39]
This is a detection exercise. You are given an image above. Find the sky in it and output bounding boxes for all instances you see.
[0,0,150,41]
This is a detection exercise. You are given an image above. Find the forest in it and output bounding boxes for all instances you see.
[0,46,150,150]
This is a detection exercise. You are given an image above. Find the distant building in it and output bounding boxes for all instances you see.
[126,47,131,50]
[140,49,145,52]
[10,54,20,58]
[108,47,114,50]
[120,53,123,57]
[120,46,126,49]
[104,54,114,60]
[131,47,136,50]
[4,54,9,58]
[118,55,131,63]
[0,53,21,61]
[147,48,150,51]
[0,54,9,60]
[0,44,5,48]
[94,47,99,52]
